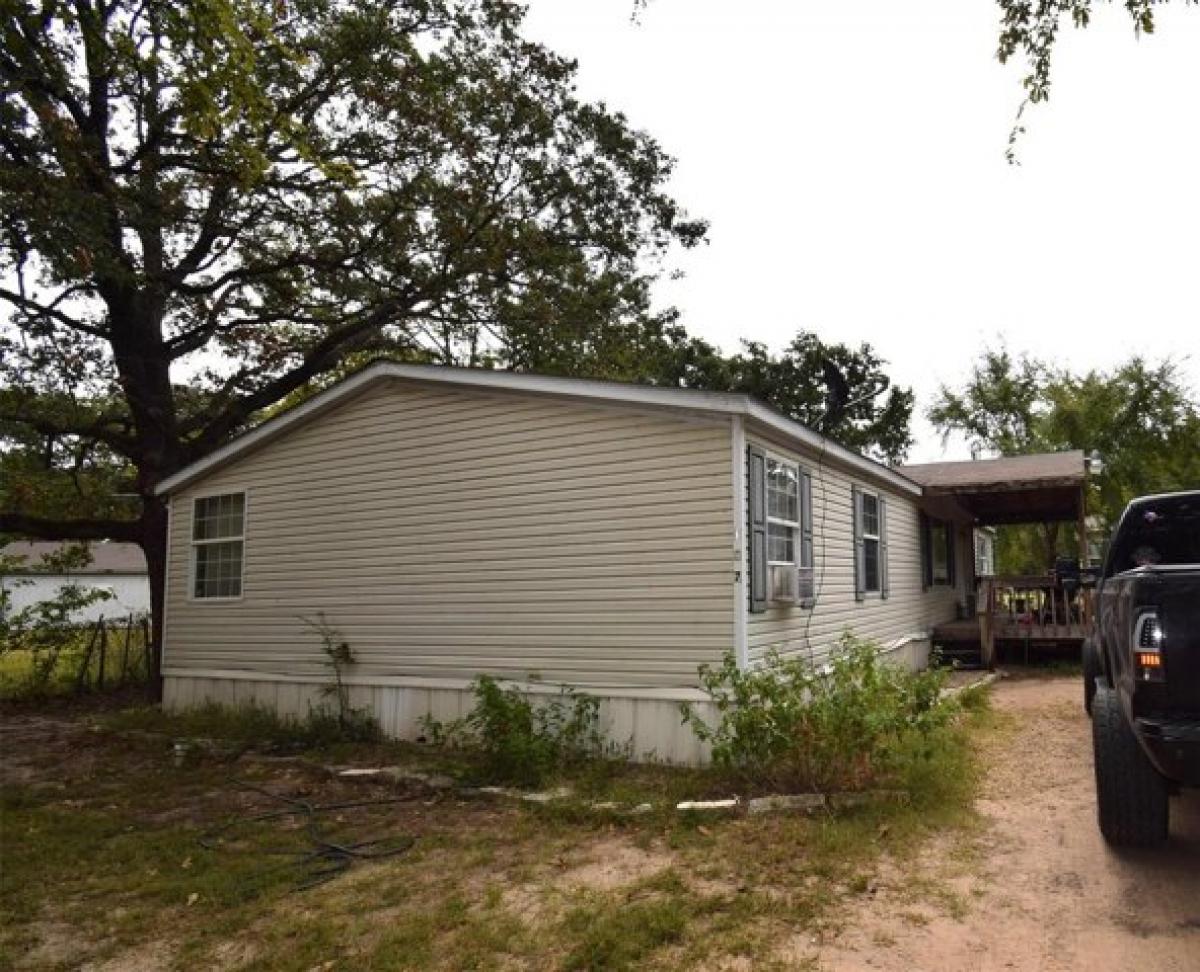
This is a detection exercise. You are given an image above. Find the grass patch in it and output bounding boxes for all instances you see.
[0,634,151,701]
[560,871,696,971]
[102,699,380,750]
[0,765,304,969]
[364,890,530,970]
[3,680,1000,970]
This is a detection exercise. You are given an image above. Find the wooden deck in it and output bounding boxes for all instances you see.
[932,616,1088,645]
[934,574,1092,667]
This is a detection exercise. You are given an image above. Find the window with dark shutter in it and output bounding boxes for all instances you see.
[799,470,815,607]
[879,497,889,599]
[923,517,957,588]
[852,485,865,601]
[748,449,815,610]
[861,491,882,594]
[920,512,933,591]
[854,487,884,597]
[748,446,768,613]
[931,521,950,585]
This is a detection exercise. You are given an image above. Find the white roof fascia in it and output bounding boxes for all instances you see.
[741,402,921,497]
[155,362,922,497]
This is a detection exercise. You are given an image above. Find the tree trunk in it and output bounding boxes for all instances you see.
[107,294,180,705]
[139,497,169,703]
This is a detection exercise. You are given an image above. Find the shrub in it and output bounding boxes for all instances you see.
[681,633,955,793]
[422,676,605,787]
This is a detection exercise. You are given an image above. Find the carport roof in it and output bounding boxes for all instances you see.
[898,451,1087,525]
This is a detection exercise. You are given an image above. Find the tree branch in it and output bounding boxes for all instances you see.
[0,511,141,544]
[1,407,136,457]
[183,296,413,454]
[0,285,106,338]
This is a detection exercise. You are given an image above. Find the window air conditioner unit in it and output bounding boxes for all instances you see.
[769,564,798,603]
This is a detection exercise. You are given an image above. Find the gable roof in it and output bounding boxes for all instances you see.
[155,362,923,497]
[1,541,147,575]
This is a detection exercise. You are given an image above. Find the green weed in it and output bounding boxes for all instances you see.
[682,633,956,793]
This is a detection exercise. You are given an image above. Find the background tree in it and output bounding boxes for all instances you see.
[996,0,1199,159]
[697,333,913,464]
[0,0,706,694]
[1,388,135,528]
[265,325,915,463]
[930,347,1200,571]
[505,324,915,461]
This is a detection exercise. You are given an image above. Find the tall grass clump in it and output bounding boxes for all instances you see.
[103,699,380,749]
[682,633,956,793]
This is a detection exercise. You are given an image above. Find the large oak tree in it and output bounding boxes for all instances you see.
[0,0,706,691]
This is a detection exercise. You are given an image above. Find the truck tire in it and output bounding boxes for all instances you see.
[1082,638,1101,715]
[1092,684,1169,847]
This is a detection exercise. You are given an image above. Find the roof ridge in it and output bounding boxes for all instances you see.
[156,362,922,497]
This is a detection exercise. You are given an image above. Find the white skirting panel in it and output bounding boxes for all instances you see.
[880,636,932,672]
[162,674,718,765]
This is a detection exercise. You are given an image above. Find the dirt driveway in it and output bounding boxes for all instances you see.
[815,674,1200,972]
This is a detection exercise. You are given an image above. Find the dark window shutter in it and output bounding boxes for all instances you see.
[799,469,815,608]
[919,512,932,591]
[946,524,957,588]
[852,485,865,602]
[879,497,889,599]
[748,446,768,614]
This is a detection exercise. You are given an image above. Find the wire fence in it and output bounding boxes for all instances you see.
[0,613,153,699]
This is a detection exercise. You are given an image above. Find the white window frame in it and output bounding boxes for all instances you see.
[188,489,248,602]
[765,456,800,567]
[861,489,882,594]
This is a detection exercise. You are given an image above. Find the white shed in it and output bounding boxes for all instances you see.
[1,541,150,623]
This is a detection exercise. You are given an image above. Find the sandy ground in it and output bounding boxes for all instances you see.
[812,674,1200,972]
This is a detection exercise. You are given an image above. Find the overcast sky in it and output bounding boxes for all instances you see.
[522,1,1200,462]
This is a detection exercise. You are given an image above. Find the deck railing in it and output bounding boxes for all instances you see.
[977,574,1092,666]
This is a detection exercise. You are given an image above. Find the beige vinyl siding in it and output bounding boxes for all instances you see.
[164,380,736,689]
[745,428,965,667]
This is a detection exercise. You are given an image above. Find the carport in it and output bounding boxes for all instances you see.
[900,451,1091,668]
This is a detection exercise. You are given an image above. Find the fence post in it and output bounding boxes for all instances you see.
[142,617,152,682]
[119,614,134,685]
[74,620,102,694]
[96,618,108,690]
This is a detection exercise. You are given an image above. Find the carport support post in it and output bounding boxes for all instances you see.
[1077,485,1088,567]
[978,578,995,669]
[1078,484,1091,629]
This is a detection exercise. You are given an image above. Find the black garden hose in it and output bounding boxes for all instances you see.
[199,780,420,891]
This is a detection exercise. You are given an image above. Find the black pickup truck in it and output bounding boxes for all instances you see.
[1084,490,1200,846]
